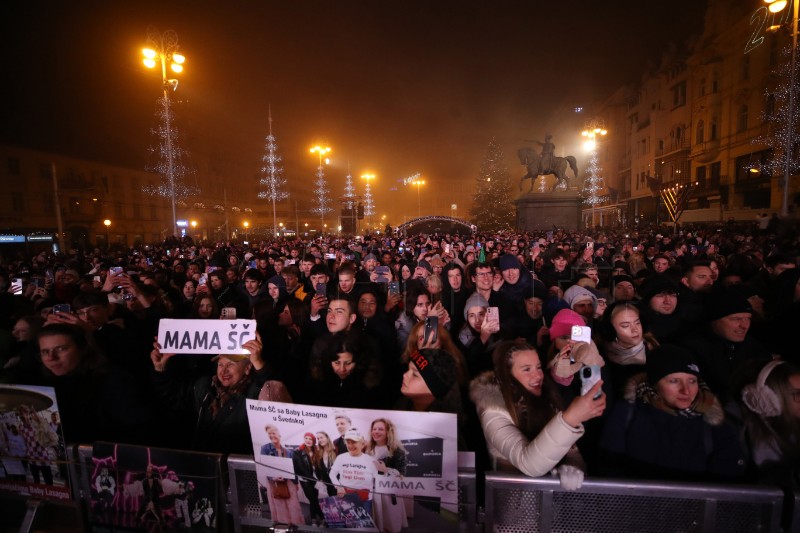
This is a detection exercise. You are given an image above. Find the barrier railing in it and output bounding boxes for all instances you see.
[9,445,796,532]
[484,472,786,533]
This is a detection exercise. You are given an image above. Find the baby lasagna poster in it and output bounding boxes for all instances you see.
[247,400,458,531]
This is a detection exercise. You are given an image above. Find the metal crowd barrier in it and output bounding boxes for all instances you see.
[484,472,788,533]
[9,445,796,532]
[226,452,480,533]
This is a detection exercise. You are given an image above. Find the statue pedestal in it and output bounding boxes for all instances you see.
[514,190,582,232]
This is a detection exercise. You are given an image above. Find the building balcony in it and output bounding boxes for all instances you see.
[690,139,720,163]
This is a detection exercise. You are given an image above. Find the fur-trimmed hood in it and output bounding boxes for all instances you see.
[469,371,506,413]
[624,372,725,426]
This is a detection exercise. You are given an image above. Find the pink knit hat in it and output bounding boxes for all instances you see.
[549,309,586,339]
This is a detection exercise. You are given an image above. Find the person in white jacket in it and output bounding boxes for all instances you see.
[469,340,606,490]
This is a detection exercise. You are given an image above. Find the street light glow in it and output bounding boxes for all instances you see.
[142,48,157,59]
[171,63,183,73]
[143,58,157,68]
[172,53,185,64]
[768,0,788,12]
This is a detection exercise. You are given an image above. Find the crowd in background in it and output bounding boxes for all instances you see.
[0,218,798,507]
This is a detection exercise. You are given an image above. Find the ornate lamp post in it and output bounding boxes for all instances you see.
[142,27,186,237]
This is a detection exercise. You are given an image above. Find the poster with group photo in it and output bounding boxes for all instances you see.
[0,384,70,501]
[246,400,458,532]
[88,442,221,532]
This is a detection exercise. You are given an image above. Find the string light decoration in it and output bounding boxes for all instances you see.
[309,144,333,231]
[755,44,800,182]
[582,151,606,206]
[361,173,376,228]
[343,171,356,209]
[470,137,515,230]
[143,94,198,203]
[257,109,289,237]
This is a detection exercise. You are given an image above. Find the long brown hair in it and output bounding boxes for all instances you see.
[492,340,563,440]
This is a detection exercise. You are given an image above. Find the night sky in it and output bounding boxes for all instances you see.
[0,0,707,223]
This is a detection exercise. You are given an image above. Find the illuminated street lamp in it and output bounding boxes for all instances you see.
[310,145,333,230]
[103,219,111,248]
[142,27,187,238]
[764,0,798,216]
[243,221,250,241]
[411,178,425,217]
[361,173,376,229]
[581,120,609,227]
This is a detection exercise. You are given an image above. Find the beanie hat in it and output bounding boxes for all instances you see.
[563,285,597,311]
[416,260,433,274]
[612,274,635,286]
[499,254,521,271]
[639,274,679,301]
[409,349,457,399]
[646,344,701,385]
[613,261,631,274]
[549,309,586,340]
[364,253,378,262]
[527,279,547,300]
[707,287,753,322]
[543,297,569,325]
[463,292,490,319]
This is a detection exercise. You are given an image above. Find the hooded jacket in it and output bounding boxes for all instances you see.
[469,371,584,477]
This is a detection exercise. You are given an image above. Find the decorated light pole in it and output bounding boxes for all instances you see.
[581,120,608,228]
[141,27,187,238]
[310,145,333,233]
[361,173,376,229]
[258,109,289,238]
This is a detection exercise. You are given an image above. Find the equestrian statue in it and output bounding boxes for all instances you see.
[518,133,578,192]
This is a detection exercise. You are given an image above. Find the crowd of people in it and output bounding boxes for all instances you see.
[0,219,799,525]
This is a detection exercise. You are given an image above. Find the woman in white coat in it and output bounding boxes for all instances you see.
[469,340,606,489]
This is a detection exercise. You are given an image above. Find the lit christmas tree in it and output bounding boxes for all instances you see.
[582,150,605,207]
[364,181,375,218]
[343,171,356,209]
[142,94,198,234]
[470,137,515,231]
[311,166,333,230]
[257,108,289,237]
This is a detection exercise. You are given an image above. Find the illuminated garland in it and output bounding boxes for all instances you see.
[142,94,198,199]
[311,166,333,216]
[754,44,800,176]
[582,150,605,205]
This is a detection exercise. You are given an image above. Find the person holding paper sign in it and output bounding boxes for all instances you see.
[150,332,269,454]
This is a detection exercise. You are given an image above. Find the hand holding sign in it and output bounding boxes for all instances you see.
[242,332,264,371]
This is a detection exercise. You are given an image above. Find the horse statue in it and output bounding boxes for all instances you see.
[517,146,578,192]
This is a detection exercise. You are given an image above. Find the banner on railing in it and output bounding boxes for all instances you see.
[88,442,222,532]
[0,384,70,501]
[247,400,458,532]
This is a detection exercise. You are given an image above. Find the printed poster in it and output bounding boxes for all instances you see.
[88,442,221,532]
[0,384,70,501]
[247,400,458,532]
